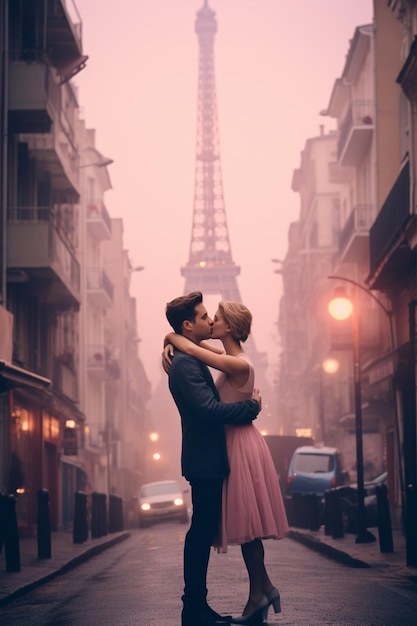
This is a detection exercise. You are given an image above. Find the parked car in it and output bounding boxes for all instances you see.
[336,472,388,533]
[138,480,189,528]
[286,445,349,497]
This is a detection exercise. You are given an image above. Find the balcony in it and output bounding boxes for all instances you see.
[86,267,114,309]
[86,200,112,240]
[8,58,58,133]
[337,204,374,263]
[9,57,80,193]
[44,0,84,70]
[7,207,80,308]
[337,100,374,166]
[368,161,415,288]
[52,356,78,402]
[87,345,106,379]
[396,35,417,104]
[17,0,87,83]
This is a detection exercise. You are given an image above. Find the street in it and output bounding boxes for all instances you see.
[0,523,416,625]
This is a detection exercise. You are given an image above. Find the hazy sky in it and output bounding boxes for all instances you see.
[74,0,373,392]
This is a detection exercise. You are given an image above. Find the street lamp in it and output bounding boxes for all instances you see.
[328,282,376,544]
[328,275,405,518]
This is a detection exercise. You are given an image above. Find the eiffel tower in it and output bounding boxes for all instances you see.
[181,0,241,302]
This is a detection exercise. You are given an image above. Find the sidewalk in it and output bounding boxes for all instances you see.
[0,525,415,608]
[0,529,130,606]
[289,524,417,582]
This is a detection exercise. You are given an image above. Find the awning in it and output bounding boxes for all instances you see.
[0,360,51,393]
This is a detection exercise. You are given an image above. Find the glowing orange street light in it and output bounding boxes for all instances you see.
[328,287,353,321]
[322,358,339,375]
[149,431,159,442]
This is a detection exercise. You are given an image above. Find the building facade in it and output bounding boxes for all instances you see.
[277,0,416,531]
[0,0,150,534]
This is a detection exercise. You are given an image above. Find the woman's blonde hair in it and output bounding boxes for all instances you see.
[218,301,252,343]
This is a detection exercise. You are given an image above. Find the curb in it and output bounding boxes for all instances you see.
[288,529,370,569]
[0,531,130,608]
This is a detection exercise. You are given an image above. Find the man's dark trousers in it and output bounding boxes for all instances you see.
[183,477,223,614]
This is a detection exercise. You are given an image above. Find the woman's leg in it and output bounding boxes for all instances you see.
[240,539,275,615]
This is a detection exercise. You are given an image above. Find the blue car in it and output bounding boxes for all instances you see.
[286,445,349,497]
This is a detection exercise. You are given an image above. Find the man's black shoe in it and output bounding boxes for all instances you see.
[203,604,233,622]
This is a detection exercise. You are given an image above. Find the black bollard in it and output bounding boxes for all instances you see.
[324,490,332,536]
[109,495,123,533]
[301,494,309,529]
[109,495,115,533]
[308,494,321,531]
[4,494,20,572]
[330,489,344,539]
[37,489,51,559]
[100,493,108,536]
[292,493,302,528]
[376,484,394,553]
[91,492,101,538]
[283,496,294,527]
[118,497,124,531]
[0,492,4,554]
[73,491,88,544]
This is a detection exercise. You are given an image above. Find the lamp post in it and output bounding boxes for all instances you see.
[328,283,376,544]
[328,275,405,512]
[317,358,340,443]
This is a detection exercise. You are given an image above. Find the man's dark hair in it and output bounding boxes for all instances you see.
[166,291,203,334]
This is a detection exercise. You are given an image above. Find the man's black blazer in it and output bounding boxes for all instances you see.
[168,351,259,481]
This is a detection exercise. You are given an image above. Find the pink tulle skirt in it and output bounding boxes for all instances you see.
[214,423,289,553]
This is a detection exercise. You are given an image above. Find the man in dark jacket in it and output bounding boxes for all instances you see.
[165,292,261,626]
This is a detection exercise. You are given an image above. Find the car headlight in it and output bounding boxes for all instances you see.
[174,498,184,506]
[141,503,151,511]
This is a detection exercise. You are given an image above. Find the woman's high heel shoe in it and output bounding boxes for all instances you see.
[266,587,281,614]
[230,595,269,624]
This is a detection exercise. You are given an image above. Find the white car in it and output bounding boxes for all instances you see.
[138,480,189,528]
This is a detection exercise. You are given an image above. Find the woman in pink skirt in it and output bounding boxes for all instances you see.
[164,301,289,625]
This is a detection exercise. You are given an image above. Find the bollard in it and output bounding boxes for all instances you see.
[308,494,321,531]
[376,484,393,553]
[100,493,108,536]
[109,495,123,533]
[118,497,124,531]
[330,489,344,539]
[73,491,88,544]
[4,494,20,572]
[283,496,294,527]
[301,494,308,528]
[37,489,51,559]
[324,490,332,536]
[91,492,101,538]
[292,493,302,528]
[0,492,4,554]
[109,495,116,533]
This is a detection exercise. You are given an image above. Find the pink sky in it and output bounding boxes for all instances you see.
[74,0,373,393]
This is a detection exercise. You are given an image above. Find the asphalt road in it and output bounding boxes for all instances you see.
[1,523,416,625]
